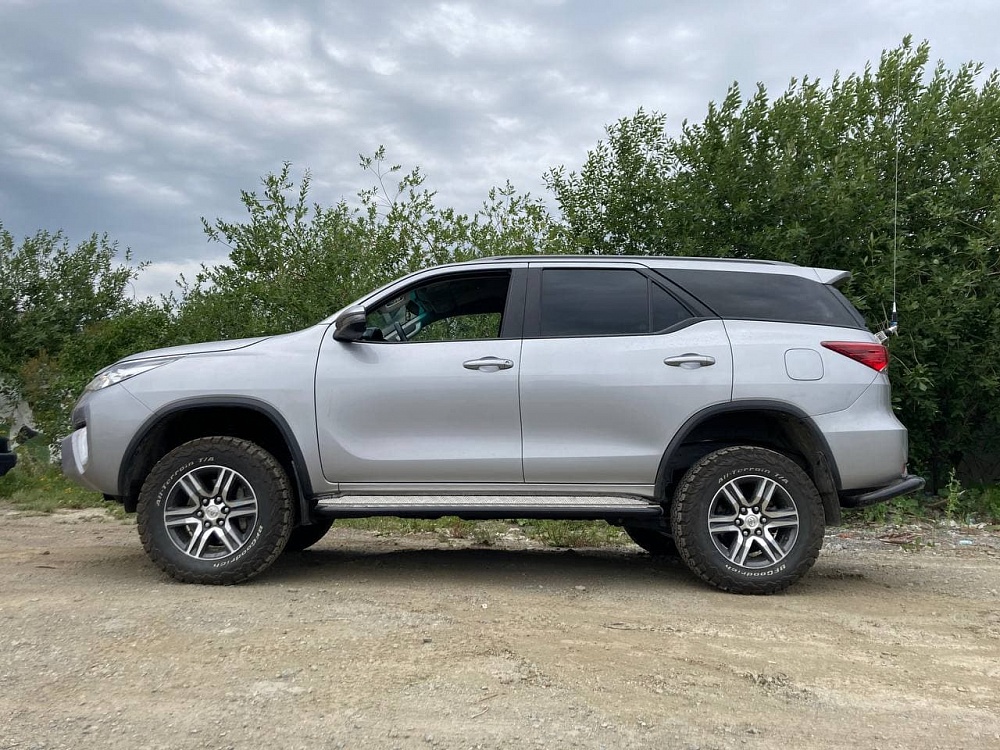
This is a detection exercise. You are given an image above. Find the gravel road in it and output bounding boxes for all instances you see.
[1,504,998,750]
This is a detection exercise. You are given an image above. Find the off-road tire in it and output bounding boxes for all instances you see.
[670,446,824,595]
[137,437,293,584]
[284,517,335,553]
[624,525,678,557]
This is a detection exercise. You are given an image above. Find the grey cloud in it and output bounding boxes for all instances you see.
[1,0,997,297]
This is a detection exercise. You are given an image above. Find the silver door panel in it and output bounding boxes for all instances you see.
[519,320,733,485]
[315,339,523,483]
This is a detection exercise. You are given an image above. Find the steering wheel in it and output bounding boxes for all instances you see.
[393,322,407,342]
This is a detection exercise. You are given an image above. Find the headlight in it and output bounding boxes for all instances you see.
[85,357,179,392]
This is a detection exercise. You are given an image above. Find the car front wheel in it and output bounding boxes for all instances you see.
[137,437,293,584]
[670,446,824,594]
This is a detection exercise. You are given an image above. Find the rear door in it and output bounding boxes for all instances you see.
[518,263,733,485]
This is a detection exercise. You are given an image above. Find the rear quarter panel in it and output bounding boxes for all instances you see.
[725,320,908,489]
[724,321,877,416]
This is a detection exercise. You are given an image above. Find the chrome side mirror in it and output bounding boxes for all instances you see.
[332,305,367,342]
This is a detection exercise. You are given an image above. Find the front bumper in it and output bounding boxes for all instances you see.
[839,474,925,508]
[61,427,99,492]
[59,383,154,496]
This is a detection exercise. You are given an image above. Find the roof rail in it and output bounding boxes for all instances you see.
[473,254,794,266]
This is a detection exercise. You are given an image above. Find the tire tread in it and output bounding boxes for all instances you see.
[670,446,824,595]
[137,436,293,585]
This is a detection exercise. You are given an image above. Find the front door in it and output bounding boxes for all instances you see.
[315,269,525,485]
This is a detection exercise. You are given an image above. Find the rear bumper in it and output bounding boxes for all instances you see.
[839,474,925,508]
[810,379,910,491]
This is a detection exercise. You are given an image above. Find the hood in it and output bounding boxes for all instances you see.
[119,336,270,362]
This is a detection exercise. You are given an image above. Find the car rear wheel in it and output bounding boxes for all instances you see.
[670,446,824,594]
[137,437,293,584]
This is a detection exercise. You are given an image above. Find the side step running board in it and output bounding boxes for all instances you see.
[313,495,663,521]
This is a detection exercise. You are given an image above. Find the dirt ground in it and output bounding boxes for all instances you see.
[1,505,998,750]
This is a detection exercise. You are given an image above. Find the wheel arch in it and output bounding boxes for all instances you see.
[655,401,843,526]
[117,396,312,522]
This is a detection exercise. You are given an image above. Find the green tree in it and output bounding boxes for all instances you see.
[546,38,1000,489]
[0,224,163,439]
[187,149,557,339]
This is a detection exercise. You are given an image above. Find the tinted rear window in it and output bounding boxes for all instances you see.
[658,269,865,328]
[539,269,693,337]
[541,269,647,336]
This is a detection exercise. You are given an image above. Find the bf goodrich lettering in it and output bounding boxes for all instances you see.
[213,524,264,568]
[727,564,787,577]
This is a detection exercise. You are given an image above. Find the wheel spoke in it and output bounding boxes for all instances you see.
[177,474,207,502]
[720,482,747,510]
[218,524,240,553]
[752,479,778,511]
[709,507,738,528]
[211,467,238,500]
[733,536,754,566]
[764,508,798,529]
[709,518,740,536]
[184,524,205,555]
[165,512,199,528]
[764,508,797,519]
[227,496,257,520]
[765,518,799,530]
[193,527,214,557]
[760,529,786,562]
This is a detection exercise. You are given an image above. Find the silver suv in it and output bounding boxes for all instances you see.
[62,256,923,593]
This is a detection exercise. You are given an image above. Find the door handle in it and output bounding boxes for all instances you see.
[463,357,514,371]
[664,353,716,368]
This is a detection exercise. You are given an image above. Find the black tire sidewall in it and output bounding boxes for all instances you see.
[284,517,335,553]
[624,525,678,557]
[671,447,824,594]
[137,438,292,583]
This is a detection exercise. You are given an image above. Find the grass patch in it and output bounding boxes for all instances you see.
[514,519,629,547]
[0,437,127,518]
[337,516,477,537]
[338,516,629,547]
[843,479,1000,526]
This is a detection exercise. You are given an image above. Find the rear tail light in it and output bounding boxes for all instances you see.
[821,341,889,372]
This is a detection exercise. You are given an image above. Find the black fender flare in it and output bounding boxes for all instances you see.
[654,400,843,526]
[117,396,314,524]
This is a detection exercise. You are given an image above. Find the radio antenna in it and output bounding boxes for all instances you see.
[879,57,902,343]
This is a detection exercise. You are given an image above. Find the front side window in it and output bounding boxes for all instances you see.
[365,273,510,342]
[539,269,692,337]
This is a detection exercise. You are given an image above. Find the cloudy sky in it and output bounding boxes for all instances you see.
[1,0,997,297]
